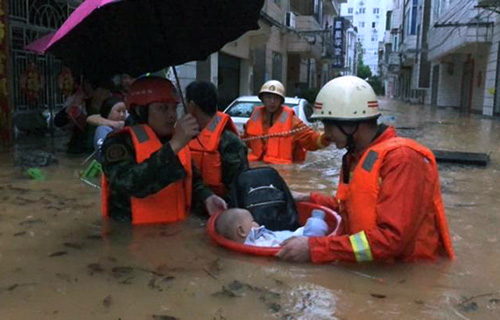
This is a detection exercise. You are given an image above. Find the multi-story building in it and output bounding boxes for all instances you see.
[427,0,495,115]
[340,0,389,75]
[383,0,430,103]
[175,0,346,107]
[382,0,499,116]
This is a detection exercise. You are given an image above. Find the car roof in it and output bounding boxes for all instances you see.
[232,95,303,104]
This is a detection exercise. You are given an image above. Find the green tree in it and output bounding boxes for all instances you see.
[357,65,372,80]
[356,42,372,79]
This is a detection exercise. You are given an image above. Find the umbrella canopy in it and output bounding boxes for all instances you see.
[27,0,264,81]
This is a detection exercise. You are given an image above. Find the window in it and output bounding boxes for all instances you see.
[371,36,377,42]
[372,22,376,28]
[393,35,399,51]
[359,8,366,14]
[410,0,418,35]
[359,22,365,28]
[348,8,353,14]
[373,8,380,14]
[406,0,418,35]
[386,11,392,30]
[358,35,365,42]
[226,101,299,118]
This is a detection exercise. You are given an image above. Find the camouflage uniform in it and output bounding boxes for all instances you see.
[101,132,214,222]
[218,129,249,201]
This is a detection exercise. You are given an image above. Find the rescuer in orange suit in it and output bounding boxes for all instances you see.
[186,81,248,200]
[277,76,455,263]
[243,80,329,164]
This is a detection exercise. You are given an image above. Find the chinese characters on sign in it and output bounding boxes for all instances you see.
[333,17,344,69]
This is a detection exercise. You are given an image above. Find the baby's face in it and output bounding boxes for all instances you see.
[239,210,260,235]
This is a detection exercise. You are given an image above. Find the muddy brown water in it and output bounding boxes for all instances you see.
[1,99,500,319]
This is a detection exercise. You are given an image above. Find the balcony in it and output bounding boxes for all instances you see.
[388,52,400,67]
[428,21,493,61]
[287,15,323,59]
[428,2,493,60]
[296,15,322,31]
[324,0,347,16]
[400,35,417,66]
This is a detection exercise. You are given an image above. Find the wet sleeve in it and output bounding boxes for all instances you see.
[220,131,249,198]
[191,162,214,204]
[292,116,329,151]
[309,192,339,211]
[101,134,186,198]
[308,147,429,263]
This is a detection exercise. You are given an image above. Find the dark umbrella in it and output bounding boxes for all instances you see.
[26,0,264,81]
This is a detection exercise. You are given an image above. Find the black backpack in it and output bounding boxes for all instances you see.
[229,167,300,231]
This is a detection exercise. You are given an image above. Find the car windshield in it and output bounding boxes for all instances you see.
[226,101,298,118]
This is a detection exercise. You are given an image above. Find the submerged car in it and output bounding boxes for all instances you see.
[222,96,318,134]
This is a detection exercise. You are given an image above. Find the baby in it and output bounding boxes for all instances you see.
[215,208,329,247]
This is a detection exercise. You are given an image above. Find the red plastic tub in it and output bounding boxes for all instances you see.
[206,202,341,257]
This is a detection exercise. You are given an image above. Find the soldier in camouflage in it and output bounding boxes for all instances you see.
[101,77,226,223]
[185,81,248,202]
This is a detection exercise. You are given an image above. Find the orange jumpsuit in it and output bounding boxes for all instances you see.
[308,126,454,263]
[243,106,328,164]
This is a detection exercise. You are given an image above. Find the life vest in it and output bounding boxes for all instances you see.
[101,124,192,225]
[188,112,239,197]
[335,137,455,259]
[245,106,307,164]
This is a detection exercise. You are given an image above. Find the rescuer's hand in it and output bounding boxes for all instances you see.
[170,114,200,153]
[276,236,311,262]
[205,194,227,216]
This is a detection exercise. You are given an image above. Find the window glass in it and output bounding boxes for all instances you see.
[225,102,259,117]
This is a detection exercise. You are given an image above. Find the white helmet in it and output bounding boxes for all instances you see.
[258,80,285,101]
[311,76,381,122]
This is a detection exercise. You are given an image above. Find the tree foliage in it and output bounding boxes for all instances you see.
[356,41,372,79]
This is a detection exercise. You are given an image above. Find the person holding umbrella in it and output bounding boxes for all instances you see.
[100,77,227,224]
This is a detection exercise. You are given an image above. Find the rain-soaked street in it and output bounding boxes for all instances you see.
[1,98,500,320]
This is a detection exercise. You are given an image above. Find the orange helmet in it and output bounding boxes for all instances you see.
[126,77,180,110]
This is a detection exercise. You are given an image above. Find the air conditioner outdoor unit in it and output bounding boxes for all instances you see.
[285,11,296,29]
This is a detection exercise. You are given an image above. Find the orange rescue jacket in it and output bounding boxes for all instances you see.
[335,137,455,260]
[245,106,306,164]
[101,124,192,225]
[188,112,238,196]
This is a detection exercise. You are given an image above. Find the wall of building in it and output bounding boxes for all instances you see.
[472,53,488,113]
[437,57,463,108]
[482,15,500,116]
[341,0,388,75]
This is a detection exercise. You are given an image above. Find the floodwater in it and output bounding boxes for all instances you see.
[1,98,500,319]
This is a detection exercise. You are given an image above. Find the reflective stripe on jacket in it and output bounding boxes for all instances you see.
[245,106,306,164]
[308,127,455,263]
[188,112,238,196]
[101,124,192,225]
[338,136,454,261]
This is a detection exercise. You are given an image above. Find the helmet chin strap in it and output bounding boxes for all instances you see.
[338,123,359,153]
[339,123,359,184]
